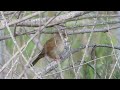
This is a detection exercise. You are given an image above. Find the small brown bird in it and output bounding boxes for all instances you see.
[31,32,67,66]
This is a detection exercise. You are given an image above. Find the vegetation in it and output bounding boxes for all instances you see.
[0,11,119,79]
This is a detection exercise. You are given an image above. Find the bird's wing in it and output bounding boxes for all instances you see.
[43,37,56,54]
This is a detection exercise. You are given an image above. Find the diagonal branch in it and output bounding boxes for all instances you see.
[34,44,120,77]
[0,11,44,30]
[0,11,92,30]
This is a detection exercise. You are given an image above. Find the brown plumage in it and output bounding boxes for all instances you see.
[32,32,67,66]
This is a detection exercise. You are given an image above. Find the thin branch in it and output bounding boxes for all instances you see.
[7,15,120,28]
[39,54,114,78]
[76,13,98,79]
[0,11,44,30]
[0,11,92,30]
[69,15,120,20]
[16,12,63,79]
[3,11,15,16]
[33,44,120,77]
[13,11,23,36]
[0,24,120,41]
[17,11,92,27]
[0,12,42,79]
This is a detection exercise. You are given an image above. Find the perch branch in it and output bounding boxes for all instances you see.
[34,44,120,77]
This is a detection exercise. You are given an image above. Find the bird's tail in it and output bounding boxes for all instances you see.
[32,53,44,66]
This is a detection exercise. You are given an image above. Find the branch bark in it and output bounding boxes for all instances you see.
[33,44,120,77]
[0,11,92,30]
[0,25,119,41]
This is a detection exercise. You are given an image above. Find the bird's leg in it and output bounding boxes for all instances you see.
[53,55,61,61]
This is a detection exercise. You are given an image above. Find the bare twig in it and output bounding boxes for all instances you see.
[0,11,92,30]
[76,12,98,79]
[34,44,119,77]
[40,54,114,78]
[0,24,120,41]
[0,12,42,79]
[13,11,23,37]
[0,11,44,30]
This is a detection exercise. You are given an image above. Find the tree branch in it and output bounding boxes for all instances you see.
[0,11,92,30]
[34,44,120,77]
[0,11,44,30]
[0,25,119,41]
